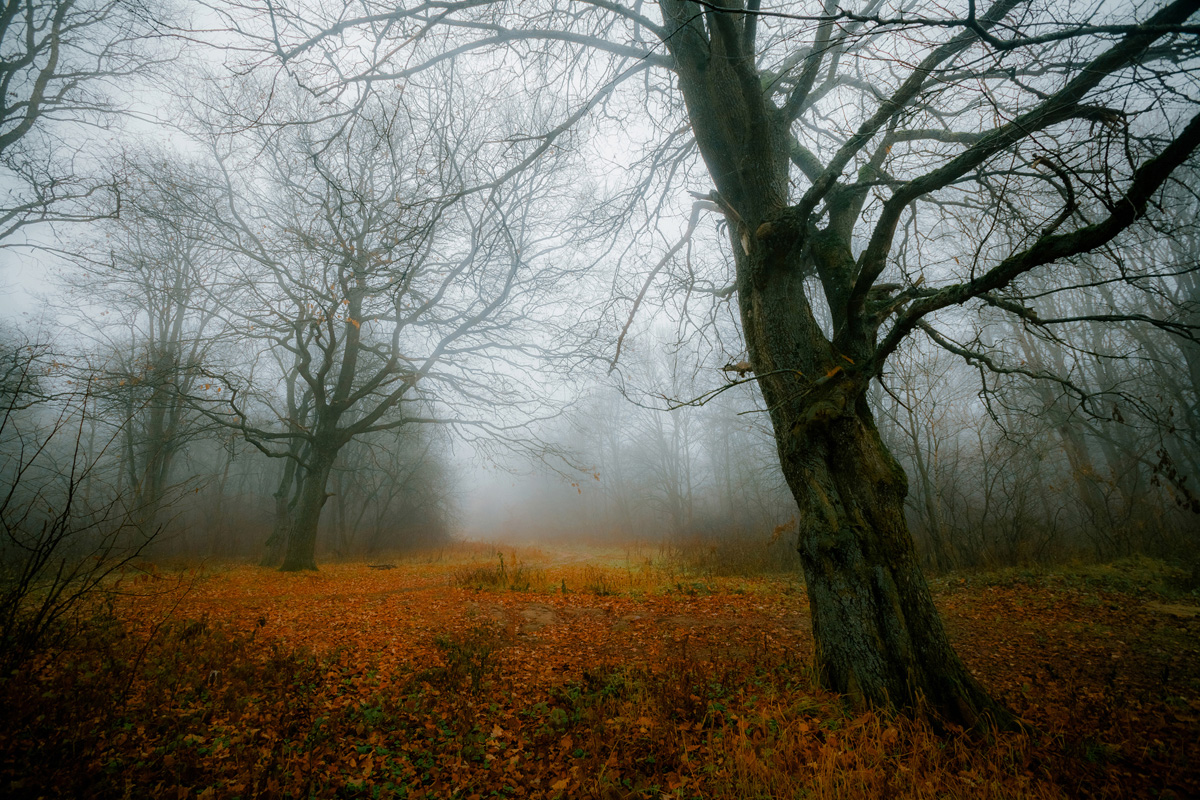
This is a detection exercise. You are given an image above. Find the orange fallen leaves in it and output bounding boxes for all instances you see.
[0,552,1197,799]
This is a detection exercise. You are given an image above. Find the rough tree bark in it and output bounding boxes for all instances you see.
[650,0,1200,727]
[660,0,1015,726]
[735,216,1009,725]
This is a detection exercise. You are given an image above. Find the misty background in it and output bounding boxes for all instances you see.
[2,0,1197,578]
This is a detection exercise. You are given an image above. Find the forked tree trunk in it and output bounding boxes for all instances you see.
[131,378,178,538]
[279,447,336,572]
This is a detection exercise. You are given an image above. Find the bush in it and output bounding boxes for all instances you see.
[452,552,542,592]
[0,340,163,675]
[427,623,508,694]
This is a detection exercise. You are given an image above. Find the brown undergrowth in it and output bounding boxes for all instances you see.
[1,547,1196,799]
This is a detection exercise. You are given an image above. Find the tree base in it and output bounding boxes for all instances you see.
[278,560,318,572]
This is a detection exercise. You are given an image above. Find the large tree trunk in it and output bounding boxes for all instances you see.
[788,403,1008,724]
[655,1,1014,727]
[279,445,336,572]
[739,260,1013,727]
[131,352,183,537]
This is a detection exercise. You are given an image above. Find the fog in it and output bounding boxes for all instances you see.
[2,0,1198,583]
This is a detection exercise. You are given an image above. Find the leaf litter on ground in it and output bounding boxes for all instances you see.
[1,545,1197,799]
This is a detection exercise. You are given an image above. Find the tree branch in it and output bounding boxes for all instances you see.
[876,107,1200,367]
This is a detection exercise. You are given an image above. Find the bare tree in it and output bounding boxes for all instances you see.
[257,347,313,566]
[55,153,232,533]
[0,328,162,673]
[874,342,965,571]
[323,423,451,558]
[620,340,701,539]
[188,83,586,571]
[218,0,1200,725]
[0,0,173,243]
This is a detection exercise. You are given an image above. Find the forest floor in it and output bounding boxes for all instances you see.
[2,544,1198,799]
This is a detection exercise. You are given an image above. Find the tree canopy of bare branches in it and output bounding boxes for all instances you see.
[176,79,590,571]
[0,0,172,242]
[204,0,1200,725]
